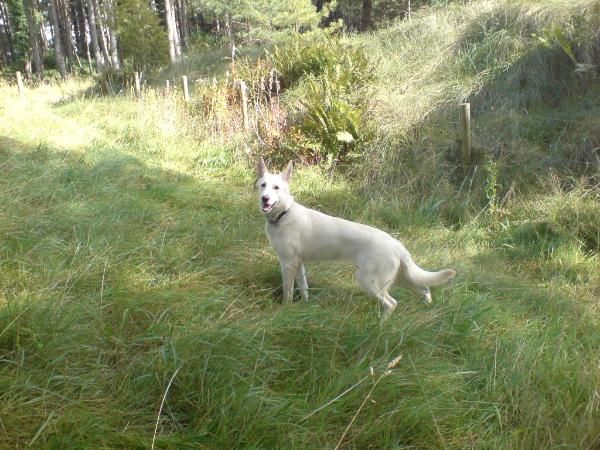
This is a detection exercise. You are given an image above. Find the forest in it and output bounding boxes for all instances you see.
[1,0,600,448]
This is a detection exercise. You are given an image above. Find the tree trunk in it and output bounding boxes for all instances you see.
[224,12,231,38]
[70,0,82,55]
[74,0,88,56]
[91,0,110,67]
[57,0,75,65]
[22,0,42,72]
[48,0,67,77]
[35,0,47,52]
[0,0,15,62]
[105,0,119,70]
[5,0,28,59]
[86,0,103,70]
[176,0,187,48]
[360,0,372,32]
[164,0,180,63]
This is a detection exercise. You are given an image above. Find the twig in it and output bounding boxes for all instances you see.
[334,355,402,449]
[100,257,108,304]
[302,375,370,421]
[151,367,181,450]
[0,304,31,339]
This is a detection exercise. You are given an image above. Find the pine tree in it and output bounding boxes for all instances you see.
[48,0,67,77]
[116,0,168,72]
[22,0,42,72]
[164,0,180,63]
[5,0,28,61]
[86,0,104,70]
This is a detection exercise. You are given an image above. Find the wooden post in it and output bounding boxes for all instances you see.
[407,0,411,20]
[16,71,25,99]
[459,103,472,168]
[182,75,190,102]
[134,71,141,98]
[165,79,170,93]
[231,43,236,72]
[239,80,249,131]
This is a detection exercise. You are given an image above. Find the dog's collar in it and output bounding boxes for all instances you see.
[268,209,289,226]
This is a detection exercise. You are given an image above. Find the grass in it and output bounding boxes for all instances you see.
[1,0,600,447]
[348,0,600,219]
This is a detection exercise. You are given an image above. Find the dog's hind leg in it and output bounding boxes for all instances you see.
[396,273,432,304]
[295,263,309,301]
[356,265,398,322]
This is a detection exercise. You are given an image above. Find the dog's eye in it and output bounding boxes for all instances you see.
[260,182,266,188]
[273,185,279,190]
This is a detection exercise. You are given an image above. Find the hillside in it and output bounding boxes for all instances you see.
[1,0,599,448]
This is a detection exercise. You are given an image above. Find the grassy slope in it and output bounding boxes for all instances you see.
[1,4,600,450]
[350,0,600,226]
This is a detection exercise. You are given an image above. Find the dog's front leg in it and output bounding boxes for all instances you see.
[280,259,299,304]
[295,264,309,301]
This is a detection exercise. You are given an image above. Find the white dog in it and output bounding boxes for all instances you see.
[257,158,455,321]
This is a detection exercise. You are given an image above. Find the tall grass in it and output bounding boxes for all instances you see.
[1,0,600,447]
[348,0,600,224]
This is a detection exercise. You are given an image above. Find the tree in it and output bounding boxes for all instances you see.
[92,0,111,65]
[73,0,88,58]
[86,0,104,69]
[0,0,16,64]
[57,0,76,66]
[360,0,372,31]
[164,0,180,63]
[48,0,67,77]
[188,0,323,37]
[176,0,187,47]
[116,0,168,72]
[22,0,42,72]
[5,0,28,61]
[104,0,120,69]
[36,0,48,53]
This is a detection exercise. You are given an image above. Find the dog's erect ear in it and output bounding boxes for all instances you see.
[257,157,267,177]
[281,160,293,182]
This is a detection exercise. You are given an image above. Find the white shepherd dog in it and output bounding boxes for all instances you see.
[257,158,455,321]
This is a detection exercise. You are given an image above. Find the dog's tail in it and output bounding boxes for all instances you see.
[406,263,456,288]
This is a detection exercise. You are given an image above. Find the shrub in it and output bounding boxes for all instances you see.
[289,64,373,163]
[238,33,376,164]
[116,0,169,73]
[268,31,367,89]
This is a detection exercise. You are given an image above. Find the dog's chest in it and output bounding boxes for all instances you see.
[265,222,302,256]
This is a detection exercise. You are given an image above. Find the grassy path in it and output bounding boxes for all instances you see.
[0,82,599,448]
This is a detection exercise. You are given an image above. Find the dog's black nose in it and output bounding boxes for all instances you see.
[261,195,270,203]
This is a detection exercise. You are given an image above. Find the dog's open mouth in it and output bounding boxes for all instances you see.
[262,202,276,213]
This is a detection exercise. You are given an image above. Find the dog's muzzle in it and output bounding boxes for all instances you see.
[261,196,276,213]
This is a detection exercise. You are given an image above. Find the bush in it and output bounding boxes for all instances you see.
[238,33,376,164]
[268,32,368,89]
[289,64,374,163]
[116,0,169,73]
[279,37,375,163]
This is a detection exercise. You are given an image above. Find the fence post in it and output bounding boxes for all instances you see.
[134,72,141,98]
[459,103,472,169]
[16,71,25,99]
[239,80,249,131]
[231,43,237,72]
[182,75,190,102]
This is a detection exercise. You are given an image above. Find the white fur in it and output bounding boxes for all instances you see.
[257,159,456,321]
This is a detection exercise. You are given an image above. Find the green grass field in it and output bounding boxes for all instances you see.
[1,1,600,447]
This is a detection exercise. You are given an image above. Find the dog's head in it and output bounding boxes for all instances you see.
[256,158,293,215]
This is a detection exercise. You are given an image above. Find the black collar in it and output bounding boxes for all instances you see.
[268,209,289,226]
